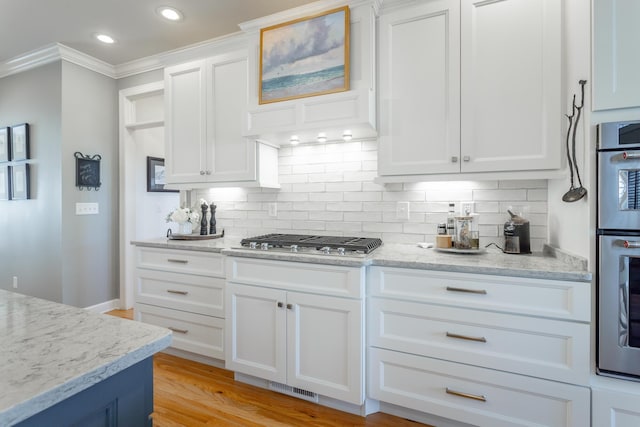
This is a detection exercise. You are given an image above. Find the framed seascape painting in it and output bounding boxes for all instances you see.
[259,6,350,104]
[0,127,9,163]
[147,156,177,192]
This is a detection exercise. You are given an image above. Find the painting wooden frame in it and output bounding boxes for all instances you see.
[259,6,350,104]
[10,123,29,161]
[0,127,10,163]
[10,163,30,200]
[0,165,9,200]
[147,156,177,193]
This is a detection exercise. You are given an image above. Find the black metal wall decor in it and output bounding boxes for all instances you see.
[74,152,101,190]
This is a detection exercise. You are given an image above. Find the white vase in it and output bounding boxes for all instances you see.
[178,222,193,235]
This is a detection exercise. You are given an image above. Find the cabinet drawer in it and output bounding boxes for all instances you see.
[136,247,224,277]
[369,266,590,321]
[226,257,364,298]
[369,298,589,385]
[136,303,224,360]
[135,269,224,317]
[369,348,590,427]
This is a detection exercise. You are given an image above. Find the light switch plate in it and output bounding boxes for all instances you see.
[268,203,278,217]
[76,202,99,215]
[396,201,410,220]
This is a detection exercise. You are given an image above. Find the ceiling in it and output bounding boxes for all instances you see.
[0,0,316,66]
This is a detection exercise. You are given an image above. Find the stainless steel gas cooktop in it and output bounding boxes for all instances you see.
[240,233,383,256]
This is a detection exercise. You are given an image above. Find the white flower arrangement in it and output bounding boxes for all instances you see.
[166,207,200,224]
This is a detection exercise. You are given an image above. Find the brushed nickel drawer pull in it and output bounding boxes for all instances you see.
[446,387,486,402]
[167,258,188,264]
[168,327,189,334]
[167,290,188,295]
[446,332,487,343]
[446,286,487,295]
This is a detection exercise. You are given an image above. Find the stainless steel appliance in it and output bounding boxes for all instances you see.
[597,120,640,379]
[503,210,531,254]
[240,233,383,257]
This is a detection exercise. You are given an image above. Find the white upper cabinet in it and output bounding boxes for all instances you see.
[378,0,562,180]
[593,0,640,110]
[238,0,378,145]
[378,0,461,175]
[164,50,279,189]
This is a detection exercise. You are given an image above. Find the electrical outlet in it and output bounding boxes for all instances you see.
[268,202,278,217]
[396,201,410,220]
[460,201,475,215]
[13,276,17,289]
[76,202,99,215]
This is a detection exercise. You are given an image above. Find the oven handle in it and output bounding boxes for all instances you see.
[623,152,640,160]
[622,240,640,249]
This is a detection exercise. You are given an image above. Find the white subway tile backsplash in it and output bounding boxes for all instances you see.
[193,140,548,249]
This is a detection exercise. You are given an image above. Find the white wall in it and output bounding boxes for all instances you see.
[193,140,549,252]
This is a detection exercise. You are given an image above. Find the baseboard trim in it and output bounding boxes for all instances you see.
[84,299,121,314]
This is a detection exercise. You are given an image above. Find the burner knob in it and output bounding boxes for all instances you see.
[260,243,270,250]
[249,242,257,249]
[337,247,346,256]
[320,246,332,255]
[290,245,299,253]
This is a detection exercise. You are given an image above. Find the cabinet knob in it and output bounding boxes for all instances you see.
[206,170,212,175]
[451,156,458,163]
[277,302,283,308]
[463,155,471,162]
[200,171,205,175]
[286,303,293,310]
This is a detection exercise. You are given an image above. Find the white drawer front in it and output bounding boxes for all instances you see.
[226,257,364,298]
[136,303,224,360]
[370,298,590,385]
[369,266,590,321]
[135,269,224,317]
[369,348,590,427]
[136,247,224,277]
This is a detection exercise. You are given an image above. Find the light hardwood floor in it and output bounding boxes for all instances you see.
[107,309,430,427]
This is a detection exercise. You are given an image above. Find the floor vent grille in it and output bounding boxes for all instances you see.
[268,381,319,403]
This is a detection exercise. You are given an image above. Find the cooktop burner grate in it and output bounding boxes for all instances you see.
[240,234,383,254]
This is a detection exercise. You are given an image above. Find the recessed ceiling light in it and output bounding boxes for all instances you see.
[95,34,116,44]
[157,6,183,21]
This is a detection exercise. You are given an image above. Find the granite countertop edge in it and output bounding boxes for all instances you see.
[132,238,591,282]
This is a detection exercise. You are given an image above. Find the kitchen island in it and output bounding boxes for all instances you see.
[0,289,171,426]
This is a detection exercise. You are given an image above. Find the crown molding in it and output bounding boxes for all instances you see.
[0,43,116,79]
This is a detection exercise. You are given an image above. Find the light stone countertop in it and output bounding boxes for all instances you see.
[0,290,172,426]
[132,238,591,282]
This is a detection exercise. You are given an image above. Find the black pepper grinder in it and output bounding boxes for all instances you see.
[209,203,217,235]
[200,203,208,235]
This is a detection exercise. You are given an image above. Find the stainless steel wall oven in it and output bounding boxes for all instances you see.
[597,120,640,379]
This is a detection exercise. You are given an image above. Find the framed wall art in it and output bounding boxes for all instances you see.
[259,6,350,104]
[10,163,30,200]
[74,152,101,190]
[0,127,10,163]
[0,165,9,200]
[11,123,29,161]
[147,156,177,193]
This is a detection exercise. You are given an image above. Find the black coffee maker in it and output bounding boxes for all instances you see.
[503,210,531,254]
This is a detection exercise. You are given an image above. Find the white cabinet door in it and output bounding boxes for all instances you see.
[593,387,640,427]
[164,60,207,183]
[287,291,364,405]
[225,283,286,383]
[378,0,460,175]
[460,0,562,173]
[593,0,640,110]
[206,51,256,182]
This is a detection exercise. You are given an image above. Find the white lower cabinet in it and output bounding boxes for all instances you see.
[371,348,590,427]
[368,266,591,426]
[134,247,225,360]
[225,257,365,405]
[592,386,640,427]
